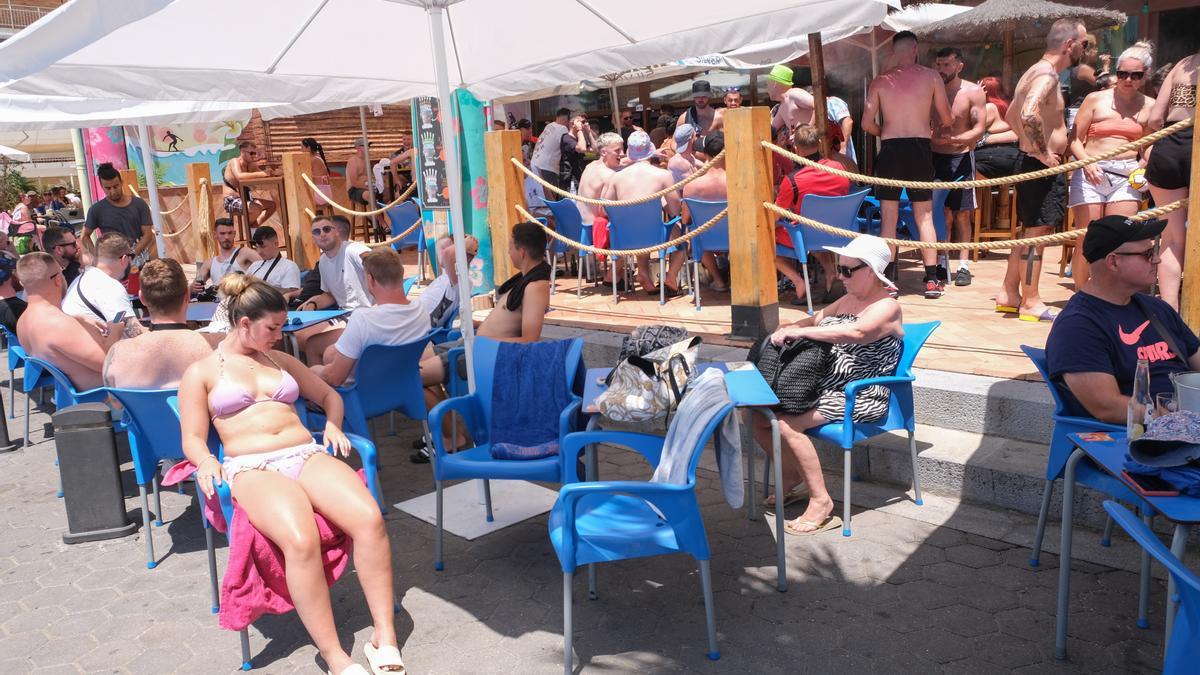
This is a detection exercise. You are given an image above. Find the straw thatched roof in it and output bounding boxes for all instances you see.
[915,0,1126,44]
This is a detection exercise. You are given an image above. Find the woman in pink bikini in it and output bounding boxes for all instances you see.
[178,275,403,675]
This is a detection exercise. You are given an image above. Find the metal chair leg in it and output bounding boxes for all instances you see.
[800,261,814,315]
[843,449,852,537]
[577,255,584,298]
[23,392,29,447]
[694,261,702,311]
[563,572,574,675]
[152,474,164,527]
[699,559,719,660]
[587,563,597,600]
[7,370,13,419]
[1138,512,1152,629]
[612,257,619,305]
[549,251,558,295]
[659,257,665,305]
[434,480,444,571]
[908,429,923,506]
[139,483,156,569]
[199,482,219,613]
[482,479,494,523]
[239,628,251,670]
[1101,515,1114,547]
[746,428,757,521]
[1030,478,1054,567]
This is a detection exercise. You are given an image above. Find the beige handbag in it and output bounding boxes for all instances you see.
[596,336,701,423]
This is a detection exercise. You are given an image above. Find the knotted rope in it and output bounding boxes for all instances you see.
[128,184,190,216]
[763,117,1193,190]
[302,206,423,249]
[765,198,1184,250]
[511,149,725,206]
[515,203,726,256]
[129,179,209,238]
[300,174,416,216]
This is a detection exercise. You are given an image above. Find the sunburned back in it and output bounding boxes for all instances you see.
[609,162,673,202]
[667,152,697,184]
[104,331,214,390]
[347,155,367,190]
[777,89,815,128]
[575,160,614,224]
[874,64,941,139]
[1008,63,1068,159]
[18,303,104,391]
[681,169,727,203]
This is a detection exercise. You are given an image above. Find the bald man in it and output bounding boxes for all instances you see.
[16,253,119,392]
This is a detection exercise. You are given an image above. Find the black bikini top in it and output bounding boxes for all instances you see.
[496,262,551,312]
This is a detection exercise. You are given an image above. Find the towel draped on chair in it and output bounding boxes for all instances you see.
[489,339,573,460]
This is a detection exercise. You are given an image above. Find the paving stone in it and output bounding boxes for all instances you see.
[944,543,1004,569]
[927,603,999,638]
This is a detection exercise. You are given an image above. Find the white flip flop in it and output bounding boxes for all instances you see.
[364,642,406,675]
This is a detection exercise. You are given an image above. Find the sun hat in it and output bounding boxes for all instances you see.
[673,123,696,151]
[626,130,656,163]
[767,64,794,86]
[823,234,893,286]
[691,80,713,96]
[1130,410,1200,467]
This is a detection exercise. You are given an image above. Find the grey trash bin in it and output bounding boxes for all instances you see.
[53,403,137,544]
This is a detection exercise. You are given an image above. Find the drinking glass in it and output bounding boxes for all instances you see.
[1155,392,1179,419]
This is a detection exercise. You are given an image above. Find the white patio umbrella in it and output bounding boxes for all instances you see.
[0,0,899,389]
[0,143,30,162]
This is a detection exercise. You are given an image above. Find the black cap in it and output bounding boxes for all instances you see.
[516,119,532,129]
[1082,215,1167,263]
[692,80,713,96]
[703,131,725,157]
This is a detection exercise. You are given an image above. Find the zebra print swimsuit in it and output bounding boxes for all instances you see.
[814,314,902,424]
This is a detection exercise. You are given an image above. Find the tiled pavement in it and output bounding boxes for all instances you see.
[529,249,1074,381]
[0,388,1171,674]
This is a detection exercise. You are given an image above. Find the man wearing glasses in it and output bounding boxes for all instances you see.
[60,233,144,339]
[42,226,88,285]
[1047,216,1200,424]
[221,141,278,228]
[295,215,373,364]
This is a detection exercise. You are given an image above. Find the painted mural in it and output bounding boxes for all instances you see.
[124,115,252,187]
[83,126,128,198]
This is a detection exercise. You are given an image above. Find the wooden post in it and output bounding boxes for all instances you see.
[279,151,318,269]
[1002,29,1015,95]
[484,129,524,285]
[725,107,779,339]
[638,82,652,128]
[185,162,212,262]
[119,169,139,192]
[808,33,831,158]
[1181,120,1200,330]
[749,72,758,105]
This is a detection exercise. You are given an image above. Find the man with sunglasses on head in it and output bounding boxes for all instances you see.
[42,226,88,286]
[295,215,373,364]
[60,233,145,339]
[1046,216,1200,425]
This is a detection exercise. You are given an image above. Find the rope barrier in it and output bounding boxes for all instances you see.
[511,149,725,207]
[763,117,1193,190]
[301,206,423,249]
[128,184,190,216]
[515,203,726,256]
[300,174,416,216]
[764,198,1185,251]
[128,179,208,238]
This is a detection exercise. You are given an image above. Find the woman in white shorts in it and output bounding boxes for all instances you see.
[1067,41,1155,288]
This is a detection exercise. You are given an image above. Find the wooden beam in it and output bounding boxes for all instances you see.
[638,82,652,129]
[279,151,318,268]
[185,162,212,262]
[1003,29,1015,95]
[483,129,524,285]
[725,106,779,339]
[1181,120,1200,330]
[808,33,831,158]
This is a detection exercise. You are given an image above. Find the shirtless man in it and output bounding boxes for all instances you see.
[667,123,702,185]
[222,141,277,227]
[932,47,987,288]
[346,138,372,207]
[995,18,1086,322]
[681,132,729,291]
[601,131,685,299]
[190,218,261,293]
[679,80,718,137]
[16,253,119,392]
[575,132,623,285]
[767,65,816,132]
[862,30,953,298]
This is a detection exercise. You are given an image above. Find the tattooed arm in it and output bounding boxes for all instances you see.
[1020,73,1058,165]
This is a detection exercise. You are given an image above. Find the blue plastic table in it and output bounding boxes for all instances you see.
[1057,432,1200,658]
[186,302,218,323]
[281,310,351,357]
[582,362,789,592]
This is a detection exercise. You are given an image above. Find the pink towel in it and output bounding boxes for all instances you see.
[164,460,358,631]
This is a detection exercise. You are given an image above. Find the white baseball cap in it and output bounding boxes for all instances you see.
[823,234,893,286]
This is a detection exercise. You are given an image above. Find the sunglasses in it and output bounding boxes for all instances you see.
[1116,70,1145,81]
[56,241,77,249]
[1111,248,1156,261]
[621,117,632,122]
[311,225,335,236]
[837,262,869,278]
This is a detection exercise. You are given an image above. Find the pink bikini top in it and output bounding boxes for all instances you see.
[208,348,300,418]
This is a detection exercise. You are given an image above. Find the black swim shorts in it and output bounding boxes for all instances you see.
[874,137,934,202]
[347,187,369,205]
[972,143,1019,179]
[1145,126,1193,191]
[932,151,977,211]
[1014,152,1067,229]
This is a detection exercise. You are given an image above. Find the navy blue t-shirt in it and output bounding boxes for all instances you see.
[1047,292,1199,414]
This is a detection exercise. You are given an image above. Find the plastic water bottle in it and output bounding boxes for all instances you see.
[1127,358,1152,440]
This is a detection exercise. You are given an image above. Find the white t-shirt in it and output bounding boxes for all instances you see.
[318,241,373,309]
[333,302,431,383]
[209,248,248,284]
[523,176,552,218]
[417,273,459,328]
[249,254,302,291]
[373,159,390,195]
[530,121,568,174]
[62,267,135,323]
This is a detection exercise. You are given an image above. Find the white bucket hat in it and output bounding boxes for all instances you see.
[823,234,893,286]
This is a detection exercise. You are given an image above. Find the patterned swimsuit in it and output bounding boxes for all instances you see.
[814,314,902,424]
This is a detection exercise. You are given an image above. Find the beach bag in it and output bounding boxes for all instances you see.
[616,324,690,362]
[596,335,701,423]
[748,335,832,414]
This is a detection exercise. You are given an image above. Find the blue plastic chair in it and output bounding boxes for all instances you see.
[427,336,585,571]
[680,198,730,312]
[387,201,427,283]
[776,188,871,314]
[1,324,23,418]
[604,201,682,305]
[541,197,594,298]
[800,321,939,537]
[167,395,386,671]
[1104,500,1200,672]
[548,401,734,673]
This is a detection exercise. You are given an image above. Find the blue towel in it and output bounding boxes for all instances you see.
[1124,453,1200,497]
[490,340,572,460]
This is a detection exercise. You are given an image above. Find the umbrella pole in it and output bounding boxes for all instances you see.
[610,81,621,131]
[1003,29,1014,95]
[135,123,167,259]
[808,33,831,158]
[70,129,93,213]
[359,105,377,233]
[427,5,477,395]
